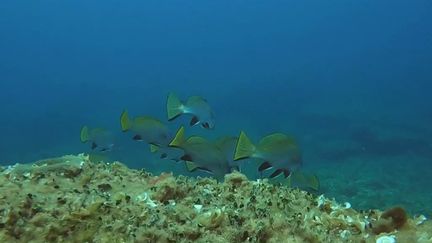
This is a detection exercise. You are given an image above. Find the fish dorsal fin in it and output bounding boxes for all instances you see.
[187,136,207,144]
[149,144,159,153]
[120,110,132,132]
[80,126,90,143]
[91,142,98,150]
[169,126,186,147]
[190,116,199,126]
[167,92,184,120]
[234,131,256,161]
[185,161,198,172]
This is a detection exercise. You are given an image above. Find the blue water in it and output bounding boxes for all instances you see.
[1,0,431,215]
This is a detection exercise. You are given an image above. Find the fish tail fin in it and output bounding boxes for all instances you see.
[120,110,132,132]
[169,126,186,147]
[309,174,320,191]
[149,144,159,153]
[80,126,90,143]
[167,92,184,120]
[234,131,256,160]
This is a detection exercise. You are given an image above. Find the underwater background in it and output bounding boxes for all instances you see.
[1,0,431,217]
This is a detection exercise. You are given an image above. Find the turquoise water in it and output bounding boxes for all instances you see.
[1,1,431,216]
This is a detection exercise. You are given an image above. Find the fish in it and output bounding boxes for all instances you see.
[214,136,240,171]
[80,126,114,152]
[149,143,183,162]
[234,131,302,178]
[287,170,320,191]
[167,92,215,129]
[169,126,233,178]
[120,110,171,146]
[270,170,320,191]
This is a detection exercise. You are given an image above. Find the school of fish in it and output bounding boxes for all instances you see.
[80,92,319,190]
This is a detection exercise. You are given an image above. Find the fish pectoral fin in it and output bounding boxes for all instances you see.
[167,93,184,120]
[196,167,213,174]
[149,144,159,153]
[201,122,210,129]
[91,142,98,150]
[180,154,193,161]
[160,153,168,159]
[185,161,198,172]
[190,116,199,126]
[133,134,143,141]
[258,161,272,172]
[269,169,284,178]
[100,147,111,152]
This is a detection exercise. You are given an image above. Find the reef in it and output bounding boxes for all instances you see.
[0,154,430,242]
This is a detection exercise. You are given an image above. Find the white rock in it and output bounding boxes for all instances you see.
[317,195,326,207]
[344,202,351,209]
[376,235,396,243]
[193,204,203,213]
[136,192,157,208]
[415,215,427,225]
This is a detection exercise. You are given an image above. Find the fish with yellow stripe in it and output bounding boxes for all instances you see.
[234,131,302,178]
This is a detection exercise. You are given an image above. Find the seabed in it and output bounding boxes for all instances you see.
[0,154,431,242]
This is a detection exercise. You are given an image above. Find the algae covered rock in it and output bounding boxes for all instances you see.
[0,154,430,242]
